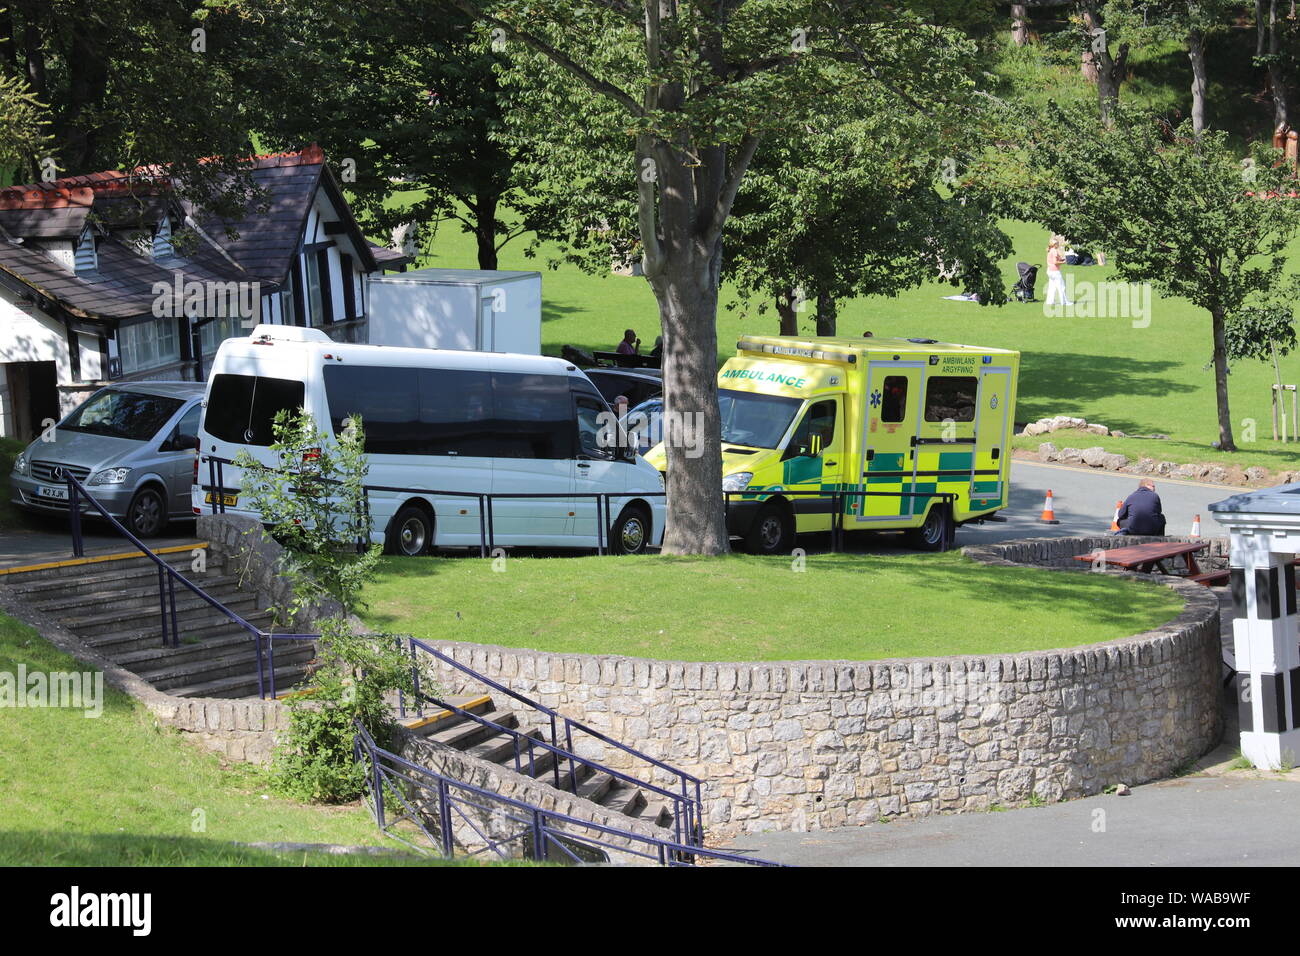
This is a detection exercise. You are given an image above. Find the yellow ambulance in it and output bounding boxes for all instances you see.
[645,335,1019,553]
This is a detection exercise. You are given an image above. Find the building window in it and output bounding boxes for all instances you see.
[118,318,180,373]
[305,253,324,326]
[200,314,246,354]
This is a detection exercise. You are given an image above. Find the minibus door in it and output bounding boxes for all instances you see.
[572,394,621,544]
[971,366,1011,509]
[854,362,924,524]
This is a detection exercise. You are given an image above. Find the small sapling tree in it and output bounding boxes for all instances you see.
[236,409,415,802]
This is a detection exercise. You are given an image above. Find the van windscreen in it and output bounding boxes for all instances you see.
[205,374,306,446]
[718,389,802,449]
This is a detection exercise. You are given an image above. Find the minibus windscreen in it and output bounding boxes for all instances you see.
[718,389,802,449]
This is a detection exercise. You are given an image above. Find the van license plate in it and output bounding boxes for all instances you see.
[204,492,238,507]
[37,486,69,500]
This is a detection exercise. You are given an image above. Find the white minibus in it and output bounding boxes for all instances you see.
[192,325,664,555]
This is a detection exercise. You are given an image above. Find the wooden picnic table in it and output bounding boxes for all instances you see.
[1072,540,1209,576]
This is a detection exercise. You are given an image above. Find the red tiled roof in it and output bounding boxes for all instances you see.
[0,145,326,211]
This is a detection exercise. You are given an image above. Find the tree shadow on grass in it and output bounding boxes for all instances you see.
[1016,350,1195,432]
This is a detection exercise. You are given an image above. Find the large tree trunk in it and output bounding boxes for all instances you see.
[815,294,837,336]
[1188,29,1208,135]
[652,257,728,555]
[1267,0,1291,129]
[776,289,798,335]
[472,192,499,270]
[1081,4,1127,124]
[1011,4,1032,46]
[1211,305,1237,451]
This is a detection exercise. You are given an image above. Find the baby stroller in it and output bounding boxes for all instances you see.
[1012,262,1038,303]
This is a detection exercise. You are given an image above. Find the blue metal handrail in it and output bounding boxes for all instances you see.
[400,636,704,846]
[353,722,782,866]
[202,452,959,554]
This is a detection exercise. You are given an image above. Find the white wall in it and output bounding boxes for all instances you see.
[0,294,72,382]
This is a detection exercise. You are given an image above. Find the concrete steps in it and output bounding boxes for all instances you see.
[404,695,677,835]
[0,544,306,700]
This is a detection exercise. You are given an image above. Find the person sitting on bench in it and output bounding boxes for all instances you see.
[616,329,640,356]
[1115,478,1166,536]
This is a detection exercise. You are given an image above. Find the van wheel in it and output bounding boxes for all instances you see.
[610,505,651,556]
[386,505,433,556]
[126,486,167,538]
[745,504,793,556]
[908,504,954,552]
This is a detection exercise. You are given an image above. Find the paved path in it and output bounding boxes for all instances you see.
[723,773,1300,866]
[0,511,196,570]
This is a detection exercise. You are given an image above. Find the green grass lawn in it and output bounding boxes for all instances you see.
[362,552,1184,662]
[412,198,1300,475]
[0,612,466,866]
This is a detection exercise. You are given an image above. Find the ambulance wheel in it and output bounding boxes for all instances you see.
[386,504,433,556]
[610,505,651,555]
[909,504,954,552]
[745,504,794,556]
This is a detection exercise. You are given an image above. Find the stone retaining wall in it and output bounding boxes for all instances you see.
[416,539,1223,837]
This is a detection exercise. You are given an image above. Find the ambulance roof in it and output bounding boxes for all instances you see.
[735,335,1018,360]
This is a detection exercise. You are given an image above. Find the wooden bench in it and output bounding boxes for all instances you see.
[1189,569,1230,587]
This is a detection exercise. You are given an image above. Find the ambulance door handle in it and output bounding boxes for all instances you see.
[825,460,838,467]
[992,448,1000,460]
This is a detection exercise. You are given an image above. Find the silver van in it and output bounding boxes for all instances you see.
[9,382,204,537]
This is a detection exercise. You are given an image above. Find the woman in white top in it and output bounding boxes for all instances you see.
[1044,235,1073,307]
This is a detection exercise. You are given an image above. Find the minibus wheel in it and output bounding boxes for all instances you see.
[610,505,651,555]
[745,503,793,556]
[386,504,433,556]
[908,504,954,552]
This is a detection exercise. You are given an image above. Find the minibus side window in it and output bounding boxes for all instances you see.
[490,372,575,460]
[206,374,305,446]
[923,376,977,423]
[880,376,908,423]
[418,368,494,456]
[575,397,616,460]
[322,365,420,453]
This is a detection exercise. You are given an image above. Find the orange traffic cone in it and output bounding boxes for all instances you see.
[1110,500,1122,532]
[1190,514,1201,538]
[1040,490,1060,524]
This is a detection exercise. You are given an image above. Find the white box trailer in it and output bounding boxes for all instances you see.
[364,268,542,354]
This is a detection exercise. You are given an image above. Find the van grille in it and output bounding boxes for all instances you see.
[30,461,91,484]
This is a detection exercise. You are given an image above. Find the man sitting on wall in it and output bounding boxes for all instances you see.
[1115,478,1166,536]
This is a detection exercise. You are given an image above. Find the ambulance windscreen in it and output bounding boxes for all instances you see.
[718,389,802,449]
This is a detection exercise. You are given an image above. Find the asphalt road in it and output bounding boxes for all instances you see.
[722,774,1300,866]
[0,457,1241,567]
[955,458,1232,547]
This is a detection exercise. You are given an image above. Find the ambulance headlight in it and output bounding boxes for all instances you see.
[12,453,27,475]
[722,472,753,492]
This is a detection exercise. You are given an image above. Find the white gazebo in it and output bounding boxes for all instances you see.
[1210,483,1300,768]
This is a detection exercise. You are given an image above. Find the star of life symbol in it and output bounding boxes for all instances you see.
[869,390,882,409]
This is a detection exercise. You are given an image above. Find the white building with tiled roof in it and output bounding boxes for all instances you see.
[0,145,409,441]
